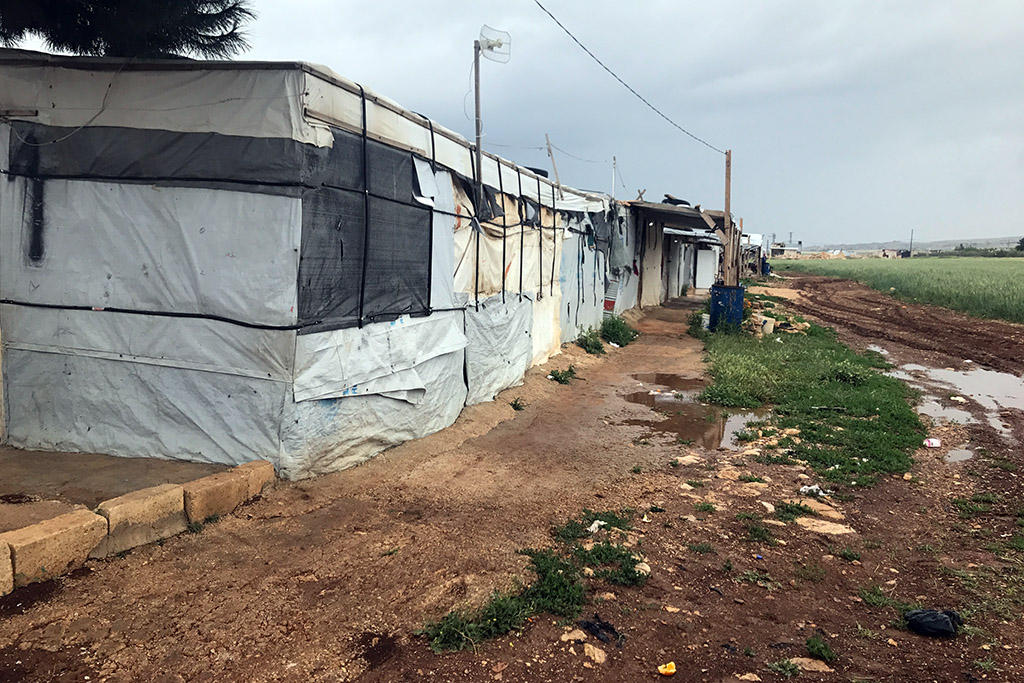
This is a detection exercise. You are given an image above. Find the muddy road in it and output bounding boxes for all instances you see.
[2,294,1023,682]
[776,275,1024,375]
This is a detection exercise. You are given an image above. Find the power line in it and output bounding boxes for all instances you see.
[550,142,606,164]
[532,0,726,156]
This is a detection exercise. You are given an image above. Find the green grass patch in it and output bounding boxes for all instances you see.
[952,497,991,519]
[775,501,816,523]
[575,328,605,355]
[737,569,780,591]
[419,549,584,652]
[686,479,706,488]
[835,546,861,562]
[739,474,765,483]
[600,315,640,347]
[696,320,924,486]
[745,522,776,545]
[694,502,716,513]
[774,257,1024,324]
[549,365,577,384]
[552,509,632,543]
[766,659,800,678]
[509,397,526,411]
[572,542,647,586]
[806,634,837,663]
[687,542,716,555]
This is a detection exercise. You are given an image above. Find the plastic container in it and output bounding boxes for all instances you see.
[700,313,710,330]
[709,284,745,332]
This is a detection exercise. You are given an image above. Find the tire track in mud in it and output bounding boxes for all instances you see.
[782,276,1024,375]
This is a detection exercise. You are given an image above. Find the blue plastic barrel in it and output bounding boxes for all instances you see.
[709,285,745,332]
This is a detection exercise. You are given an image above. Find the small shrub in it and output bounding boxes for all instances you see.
[550,365,577,384]
[631,464,643,474]
[806,635,836,663]
[775,501,815,523]
[766,659,799,678]
[601,315,639,347]
[552,509,632,543]
[836,546,861,562]
[686,480,706,488]
[739,474,765,483]
[509,397,526,411]
[795,562,826,583]
[694,502,716,513]
[745,522,776,545]
[575,328,605,355]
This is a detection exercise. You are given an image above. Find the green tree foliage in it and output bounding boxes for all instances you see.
[1016,237,1024,252]
[0,1,255,58]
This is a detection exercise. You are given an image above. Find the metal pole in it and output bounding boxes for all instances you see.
[545,133,564,199]
[909,228,914,256]
[612,155,616,198]
[474,40,483,215]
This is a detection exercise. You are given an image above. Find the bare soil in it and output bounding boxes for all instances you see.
[1,292,1022,682]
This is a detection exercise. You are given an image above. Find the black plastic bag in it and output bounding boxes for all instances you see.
[904,609,963,638]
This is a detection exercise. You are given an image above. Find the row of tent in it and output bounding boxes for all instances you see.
[0,49,723,478]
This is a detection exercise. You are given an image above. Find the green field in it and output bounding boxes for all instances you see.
[774,257,1024,324]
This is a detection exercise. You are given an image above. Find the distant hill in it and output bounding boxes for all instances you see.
[804,236,1020,253]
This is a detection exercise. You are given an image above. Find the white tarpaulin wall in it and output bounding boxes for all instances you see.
[0,54,645,478]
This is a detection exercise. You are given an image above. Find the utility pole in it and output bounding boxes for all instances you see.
[909,228,914,256]
[474,39,483,212]
[544,133,564,199]
[723,149,738,286]
[611,156,617,199]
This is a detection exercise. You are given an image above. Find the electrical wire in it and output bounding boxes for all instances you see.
[532,0,726,155]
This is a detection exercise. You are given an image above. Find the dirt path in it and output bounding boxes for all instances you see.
[770,275,1024,375]
[2,296,1023,682]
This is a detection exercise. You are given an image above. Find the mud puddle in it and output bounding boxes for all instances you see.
[889,363,1023,437]
[624,374,763,449]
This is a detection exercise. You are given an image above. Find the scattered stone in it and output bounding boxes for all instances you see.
[795,517,855,535]
[903,473,913,481]
[597,592,616,602]
[717,468,741,481]
[560,629,587,642]
[736,674,762,682]
[887,638,898,647]
[664,605,680,613]
[584,643,606,664]
[657,661,676,676]
[790,657,834,673]
[760,501,775,514]
[676,455,702,466]
[583,567,595,577]
[763,519,787,527]
[635,562,652,576]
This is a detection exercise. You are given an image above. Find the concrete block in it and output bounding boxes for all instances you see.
[182,470,248,523]
[1,542,12,596]
[0,510,106,587]
[234,460,276,499]
[90,484,188,558]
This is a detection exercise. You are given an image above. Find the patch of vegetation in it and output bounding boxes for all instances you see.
[572,542,647,586]
[775,501,815,523]
[737,569,780,591]
[575,328,605,355]
[686,480,706,488]
[989,458,1018,472]
[631,464,643,474]
[766,659,800,678]
[806,635,836,663]
[420,549,584,652]
[668,460,680,468]
[552,509,632,543]
[694,502,716,513]
[835,546,861,562]
[600,315,640,347]
[745,523,776,545]
[687,542,716,555]
[795,562,826,583]
[509,397,526,411]
[549,365,577,384]
[734,429,758,442]
[649,505,665,513]
[696,320,925,486]
[857,584,921,617]
[676,437,694,445]
[739,474,765,483]
[952,497,991,519]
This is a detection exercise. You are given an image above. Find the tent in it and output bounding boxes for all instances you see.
[0,50,647,478]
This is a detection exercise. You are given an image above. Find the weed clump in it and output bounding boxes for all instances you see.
[509,397,526,411]
[575,328,605,355]
[549,365,577,384]
[806,634,836,663]
[775,501,816,523]
[766,659,799,678]
[600,315,639,347]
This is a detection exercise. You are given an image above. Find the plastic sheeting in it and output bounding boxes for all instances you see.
[559,229,605,343]
[292,313,466,403]
[0,178,301,325]
[279,349,467,478]
[465,295,532,405]
[4,348,287,465]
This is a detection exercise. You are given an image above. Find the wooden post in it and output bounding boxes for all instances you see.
[723,149,737,286]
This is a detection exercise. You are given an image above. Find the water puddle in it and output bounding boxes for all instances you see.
[891,364,1023,437]
[944,449,974,464]
[623,374,763,449]
[915,399,974,424]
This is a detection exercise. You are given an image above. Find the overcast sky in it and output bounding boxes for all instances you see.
[23,1,1024,245]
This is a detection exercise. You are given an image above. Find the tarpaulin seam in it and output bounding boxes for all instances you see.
[517,170,524,301]
[497,155,507,304]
